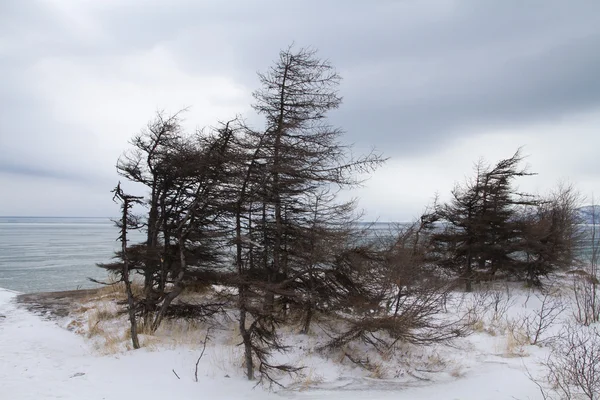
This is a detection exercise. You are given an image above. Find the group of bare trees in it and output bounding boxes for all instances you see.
[426,150,581,291]
[99,46,406,383]
[426,153,599,399]
[99,45,589,386]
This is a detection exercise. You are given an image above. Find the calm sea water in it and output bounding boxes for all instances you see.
[1,216,596,294]
[0,217,144,294]
[0,218,398,294]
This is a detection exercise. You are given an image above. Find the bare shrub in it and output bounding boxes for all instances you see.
[541,324,600,400]
[523,289,566,346]
[456,284,514,335]
[573,203,600,326]
[504,327,528,357]
[489,285,515,323]
[572,273,600,326]
[317,260,470,356]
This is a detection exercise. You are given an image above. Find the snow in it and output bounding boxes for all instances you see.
[0,288,273,400]
[0,286,551,400]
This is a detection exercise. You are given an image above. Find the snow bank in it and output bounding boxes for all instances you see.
[1,286,550,399]
[0,288,274,400]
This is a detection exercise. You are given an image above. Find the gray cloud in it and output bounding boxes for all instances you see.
[72,0,600,153]
[0,161,87,182]
[1,0,599,217]
[334,32,600,153]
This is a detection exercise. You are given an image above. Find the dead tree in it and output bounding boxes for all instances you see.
[116,111,187,323]
[251,45,384,315]
[149,122,237,331]
[318,220,469,358]
[430,150,542,289]
[100,183,144,349]
[230,45,384,383]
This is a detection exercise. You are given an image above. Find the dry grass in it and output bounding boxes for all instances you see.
[503,324,529,357]
[220,318,241,347]
[87,319,104,338]
[294,367,325,390]
[471,320,485,333]
[153,318,209,348]
[97,305,118,321]
[100,332,124,354]
[70,281,223,354]
[66,319,85,334]
[369,361,391,379]
[449,364,466,378]
[78,273,147,304]
[425,352,447,371]
[179,280,214,300]
[208,346,244,375]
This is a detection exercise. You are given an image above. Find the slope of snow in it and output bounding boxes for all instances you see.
[0,287,549,399]
[0,288,275,400]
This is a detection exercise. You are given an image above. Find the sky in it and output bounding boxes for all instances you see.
[1,0,600,221]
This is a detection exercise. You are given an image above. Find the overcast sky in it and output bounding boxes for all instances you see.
[1,1,600,221]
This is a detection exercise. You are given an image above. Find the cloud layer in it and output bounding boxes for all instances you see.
[2,0,599,219]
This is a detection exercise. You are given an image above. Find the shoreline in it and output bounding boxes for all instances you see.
[15,288,102,319]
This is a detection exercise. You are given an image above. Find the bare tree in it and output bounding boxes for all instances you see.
[430,150,579,289]
[317,220,470,358]
[116,111,187,323]
[230,45,384,383]
[523,288,565,346]
[251,45,384,312]
[544,324,600,400]
[98,183,144,349]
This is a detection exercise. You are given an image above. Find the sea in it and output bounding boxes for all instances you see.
[0,217,398,294]
[0,217,145,294]
[2,217,596,294]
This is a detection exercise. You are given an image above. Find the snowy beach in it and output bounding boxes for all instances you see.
[1,286,553,400]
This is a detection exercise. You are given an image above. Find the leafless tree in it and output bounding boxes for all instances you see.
[228,45,384,383]
[523,288,565,346]
[544,324,600,400]
[430,150,579,289]
[251,45,384,313]
[318,220,470,357]
[116,111,187,323]
[99,183,144,349]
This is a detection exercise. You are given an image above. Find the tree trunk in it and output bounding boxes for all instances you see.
[236,207,255,380]
[120,193,140,349]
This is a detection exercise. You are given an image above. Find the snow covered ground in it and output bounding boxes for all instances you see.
[0,286,554,400]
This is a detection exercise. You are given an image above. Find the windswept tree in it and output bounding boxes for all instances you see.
[102,112,241,332]
[430,150,580,289]
[97,183,144,349]
[115,111,187,321]
[100,46,386,384]
[232,45,385,383]
[518,183,582,286]
[148,123,238,331]
[431,150,537,290]
[315,217,470,363]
